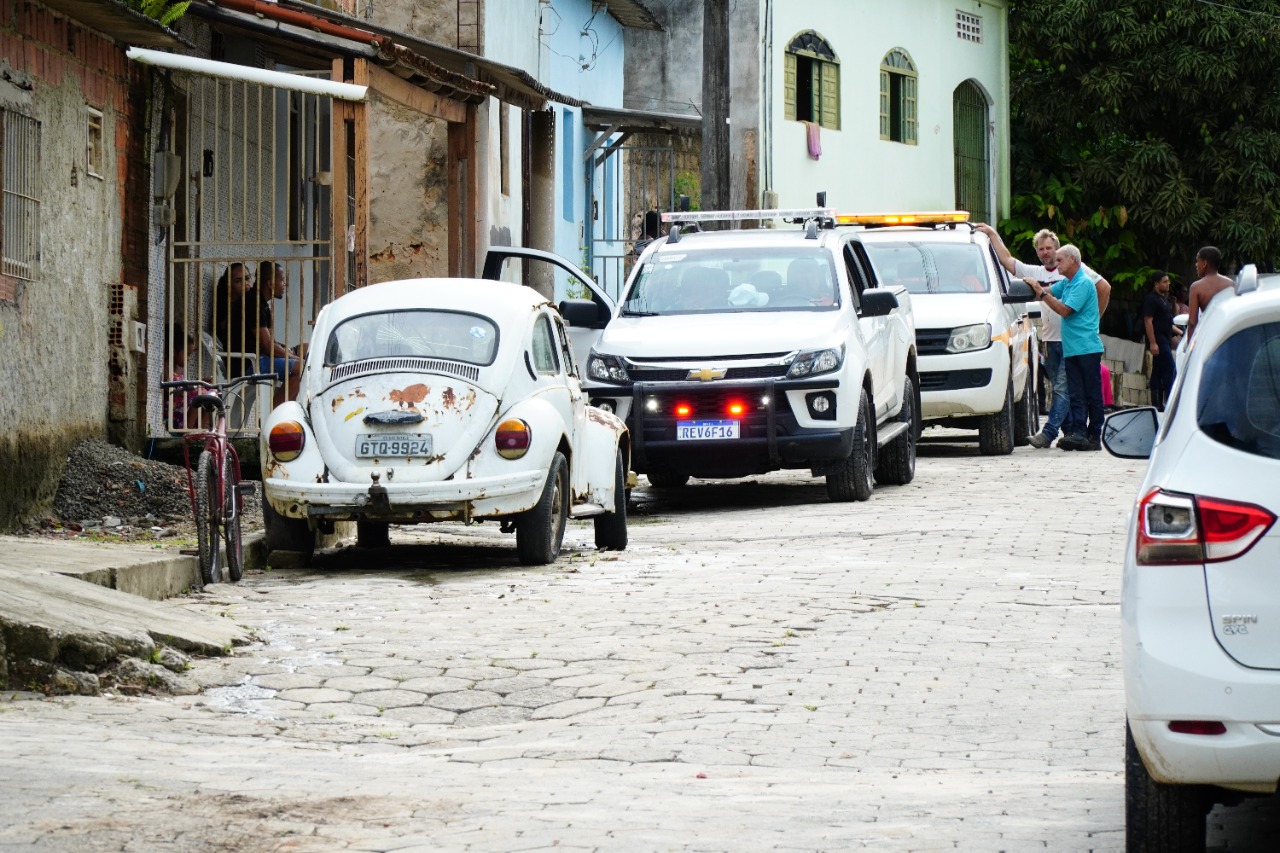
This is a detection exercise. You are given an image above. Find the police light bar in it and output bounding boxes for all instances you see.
[835,211,971,226]
[660,208,835,223]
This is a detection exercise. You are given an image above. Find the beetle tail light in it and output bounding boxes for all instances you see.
[1135,489,1276,565]
[268,421,306,462]
[496,418,531,459]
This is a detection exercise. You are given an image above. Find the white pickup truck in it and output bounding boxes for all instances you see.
[571,209,919,502]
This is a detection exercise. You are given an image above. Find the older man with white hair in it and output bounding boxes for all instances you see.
[1027,244,1104,451]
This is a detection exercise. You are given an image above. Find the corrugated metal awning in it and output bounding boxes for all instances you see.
[582,105,701,135]
[594,0,663,32]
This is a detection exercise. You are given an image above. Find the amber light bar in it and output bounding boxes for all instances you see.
[835,211,971,226]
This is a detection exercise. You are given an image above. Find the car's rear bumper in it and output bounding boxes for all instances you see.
[1126,563,1280,791]
[263,470,544,520]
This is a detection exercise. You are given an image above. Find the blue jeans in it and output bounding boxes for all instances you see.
[258,355,299,380]
[1063,352,1104,441]
[1041,341,1068,440]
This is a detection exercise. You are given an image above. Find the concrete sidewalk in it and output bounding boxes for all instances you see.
[0,534,261,691]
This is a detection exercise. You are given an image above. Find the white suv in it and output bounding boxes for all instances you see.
[1103,267,1280,847]
[581,209,919,502]
[846,215,1039,454]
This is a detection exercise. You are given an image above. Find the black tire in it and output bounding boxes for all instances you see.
[594,449,628,551]
[1125,722,1209,852]
[826,389,875,502]
[194,450,223,586]
[646,471,689,488]
[356,519,391,548]
[875,376,917,486]
[978,375,1016,456]
[222,453,244,582]
[1013,365,1039,447]
[262,496,315,564]
[517,451,569,565]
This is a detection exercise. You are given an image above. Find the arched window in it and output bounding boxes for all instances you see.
[784,31,840,130]
[880,48,917,145]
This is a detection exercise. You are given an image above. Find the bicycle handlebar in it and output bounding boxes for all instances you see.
[161,373,278,395]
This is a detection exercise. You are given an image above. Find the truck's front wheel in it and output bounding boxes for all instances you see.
[827,390,874,502]
[978,376,1015,456]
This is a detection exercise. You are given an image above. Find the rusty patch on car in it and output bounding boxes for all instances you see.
[350,388,366,398]
[263,459,288,479]
[587,407,622,427]
[331,395,345,411]
[389,383,430,409]
[439,386,478,412]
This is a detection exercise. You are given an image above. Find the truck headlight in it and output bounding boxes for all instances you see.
[946,323,992,353]
[588,353,630,383]
[787,346,844,378]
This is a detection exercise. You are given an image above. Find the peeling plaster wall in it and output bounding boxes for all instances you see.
[367,93,450,283]
[373,0,459,48]
[0,12,131,531]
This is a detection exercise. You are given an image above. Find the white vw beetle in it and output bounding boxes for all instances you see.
[259,277,629,565]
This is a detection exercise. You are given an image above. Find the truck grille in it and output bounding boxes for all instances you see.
[916,329,952,356]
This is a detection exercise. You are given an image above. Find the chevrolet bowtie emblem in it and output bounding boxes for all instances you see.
[687,367,727,381]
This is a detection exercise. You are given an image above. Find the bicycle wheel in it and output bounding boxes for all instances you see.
[194,449,223,586]
[222,451,244,583]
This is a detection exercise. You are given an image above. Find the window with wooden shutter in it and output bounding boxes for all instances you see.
[879,48,918,146]
[784,52,797,122]
[784,31,840,131]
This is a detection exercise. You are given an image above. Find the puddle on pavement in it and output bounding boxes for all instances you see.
[203,679,277,715]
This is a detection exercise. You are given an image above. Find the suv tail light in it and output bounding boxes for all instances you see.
[1136,489,1276,565]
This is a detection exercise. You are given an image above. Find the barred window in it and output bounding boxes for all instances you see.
[2,109,41,283]
[880,48,918,145]
[784,31,841,131]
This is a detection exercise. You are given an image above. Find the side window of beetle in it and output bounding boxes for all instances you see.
[531,314,561,375]
[553,316,578,378]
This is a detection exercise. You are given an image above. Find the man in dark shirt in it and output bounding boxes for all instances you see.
[1142,271,1181,410]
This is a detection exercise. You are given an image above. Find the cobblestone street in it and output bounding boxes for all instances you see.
[3,440,1277,851]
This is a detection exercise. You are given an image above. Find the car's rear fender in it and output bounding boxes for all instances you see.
[259,401,325,513]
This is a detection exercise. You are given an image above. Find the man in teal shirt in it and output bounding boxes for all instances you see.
[1028,244,1104,451]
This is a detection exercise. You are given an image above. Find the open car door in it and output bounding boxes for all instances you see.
[481,247,614,370]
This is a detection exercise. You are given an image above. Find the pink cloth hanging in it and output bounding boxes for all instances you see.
[804,121,821,160]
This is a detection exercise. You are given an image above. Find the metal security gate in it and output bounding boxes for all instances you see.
[585,139,677,302]
[953,80,990,224]
[156,71,335,434]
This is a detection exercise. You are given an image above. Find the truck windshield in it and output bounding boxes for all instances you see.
[621,248,838,315]
[862,242,990,294]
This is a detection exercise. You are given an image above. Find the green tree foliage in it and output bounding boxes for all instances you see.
[124,0,189,28]
[1007,0,1280,284]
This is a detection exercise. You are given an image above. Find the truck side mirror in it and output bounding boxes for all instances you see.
[860,290,899,318]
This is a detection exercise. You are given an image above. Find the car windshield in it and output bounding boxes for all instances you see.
[1196,321,1280,459]
[324,310,499,367]
[620,247,838,315]
[862,241,991,294]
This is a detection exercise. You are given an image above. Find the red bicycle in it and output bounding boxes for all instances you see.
[162,374,275,587]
